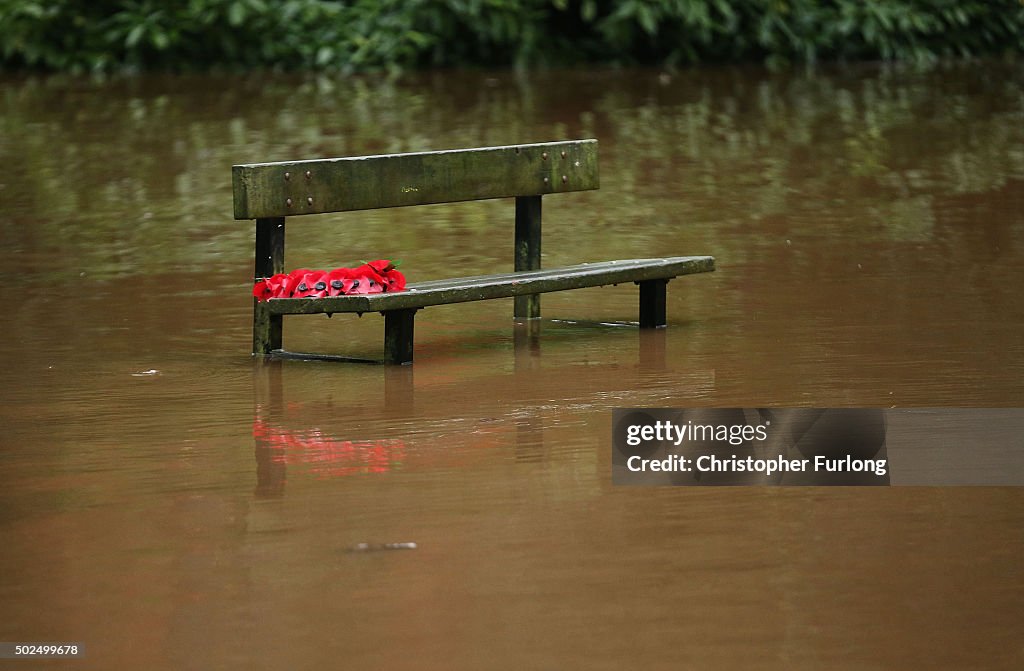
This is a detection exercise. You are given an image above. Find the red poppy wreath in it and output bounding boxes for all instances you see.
[253,260,406,301]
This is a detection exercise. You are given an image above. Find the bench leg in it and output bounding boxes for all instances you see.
[638,279,668,328]
[384,309,418,365]
[253,216,286,356]
[513,291,540,321]
[514,195,542,320]
[253,303,282,354]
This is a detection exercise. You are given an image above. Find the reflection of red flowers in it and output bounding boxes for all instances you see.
[253,417,406,478]
[253,260,406,301]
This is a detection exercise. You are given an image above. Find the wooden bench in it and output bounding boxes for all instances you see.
[233,139,714,364]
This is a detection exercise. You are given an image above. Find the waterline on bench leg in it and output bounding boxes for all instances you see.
[384,309,417,365]
[514,294,541,321]
[638,279,668,329]
[253,302,283,354]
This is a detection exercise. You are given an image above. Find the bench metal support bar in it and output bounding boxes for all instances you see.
[638,279,668,328]
[514,195,542,320]
[253,216,286,354]
[384,308,418,365]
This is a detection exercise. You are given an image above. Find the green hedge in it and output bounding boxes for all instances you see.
[2,0,1022,73]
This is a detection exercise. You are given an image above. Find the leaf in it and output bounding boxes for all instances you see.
[405,30,432,47]
[20,3,46,19]
[151,29,170,50]
[228,1,246,27]
[637,4,657,36]
[126,24,145,48]
[581,0,597,23]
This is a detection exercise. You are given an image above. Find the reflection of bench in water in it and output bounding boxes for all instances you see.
[233,139,714,364]
[252,342,715,496]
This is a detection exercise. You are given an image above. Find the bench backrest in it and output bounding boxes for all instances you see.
[232,139,599,219]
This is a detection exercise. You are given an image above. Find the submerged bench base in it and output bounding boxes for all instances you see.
[253,256,714,364]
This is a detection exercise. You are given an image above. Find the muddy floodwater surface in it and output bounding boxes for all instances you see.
[1,61,1023,669]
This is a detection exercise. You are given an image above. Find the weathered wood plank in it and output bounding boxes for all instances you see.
[232,140,598,219]
[261,256,714,315]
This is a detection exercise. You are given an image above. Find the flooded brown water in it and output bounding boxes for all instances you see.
[1,61,1023,669]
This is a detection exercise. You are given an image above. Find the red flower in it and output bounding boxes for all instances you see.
[274,268,308,298]
[265,273,290,299]
[359,259,406,292]
[383,268,406,292]
[293,270,329,298]
[253,279,274,301]
[326,267,355,296]
[347,270,385,294]
[363,259,395,274]
[254,272,298,301]
[252,260,406,300]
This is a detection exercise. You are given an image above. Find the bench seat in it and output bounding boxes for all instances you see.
[261,257,714,315]
[259,256,714,364]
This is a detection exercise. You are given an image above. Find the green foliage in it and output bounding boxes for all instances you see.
[1,0,1022,72]
[587,0,1024,66]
